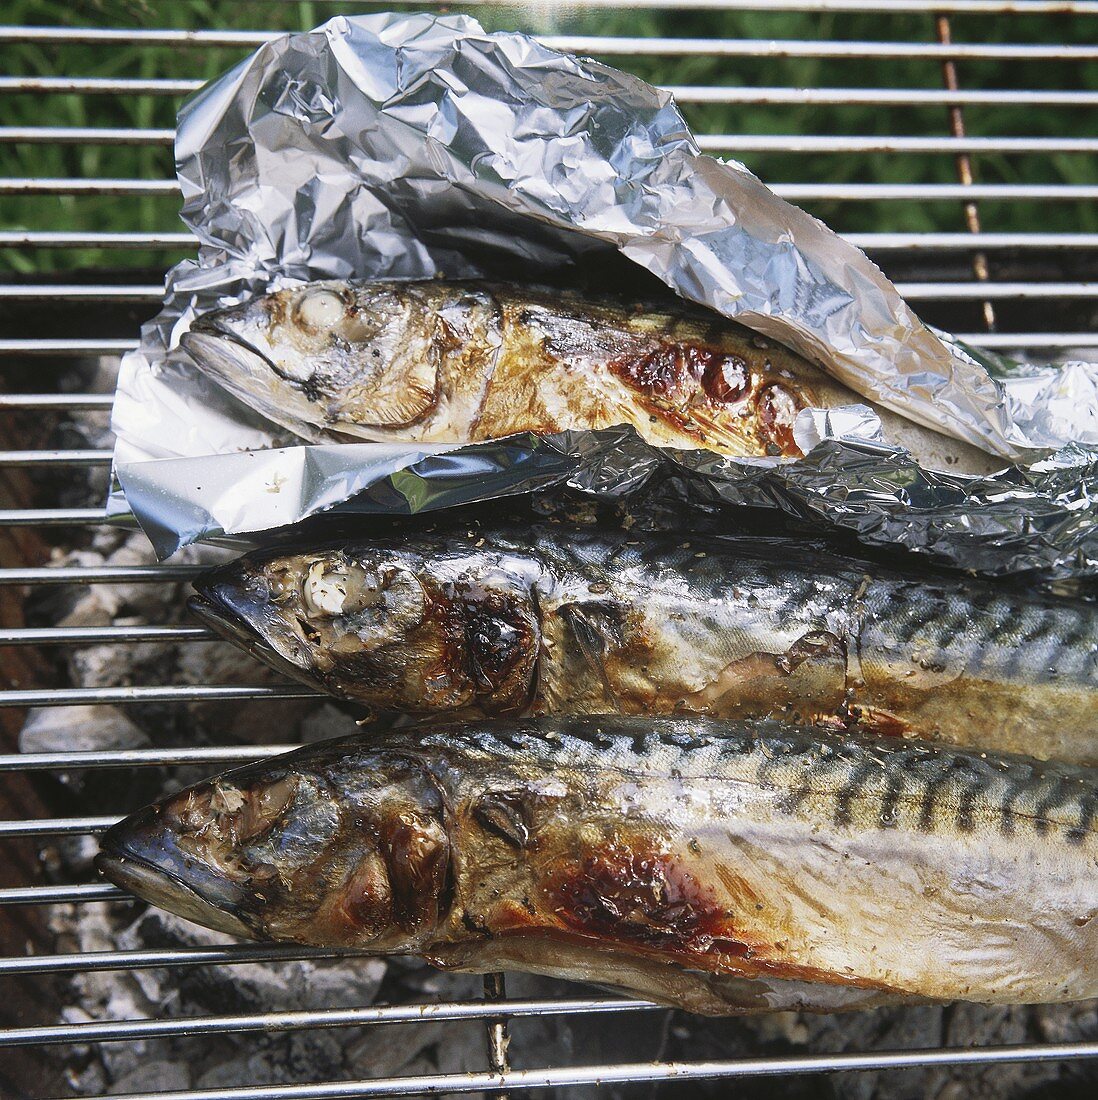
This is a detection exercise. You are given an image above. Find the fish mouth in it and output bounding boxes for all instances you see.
[96,839,253,939]
[188,592,316,686]
[181,321,282,384]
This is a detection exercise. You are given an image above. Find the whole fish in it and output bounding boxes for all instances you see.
[181,280,998,472]
[97,716,1098,1014]
[189,522,1098,764]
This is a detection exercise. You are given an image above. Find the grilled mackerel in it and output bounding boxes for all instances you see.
[97,716,1098,1014]
[189,523,1098,764]
[180,280,997,471]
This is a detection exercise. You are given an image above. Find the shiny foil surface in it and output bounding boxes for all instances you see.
[108,13,1097,575]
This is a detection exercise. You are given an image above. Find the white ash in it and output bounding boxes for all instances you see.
[108,1062,191,1096]
[21,705,149,759]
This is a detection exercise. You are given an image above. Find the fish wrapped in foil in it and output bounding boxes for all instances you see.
[190,521,1098,764]
[182,280,997,472]
[98,716,1098,1015]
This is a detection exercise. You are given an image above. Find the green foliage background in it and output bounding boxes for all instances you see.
[2,1,1095,275]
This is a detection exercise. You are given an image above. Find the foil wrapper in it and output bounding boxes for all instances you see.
[108,12,1098,577]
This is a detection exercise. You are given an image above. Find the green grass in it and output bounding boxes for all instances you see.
[2,1,1095,275]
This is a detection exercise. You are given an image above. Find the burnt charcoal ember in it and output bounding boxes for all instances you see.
[344,1018,484,1081]
[108,1062,191,1096]
[118,908,387,1015]
[637,1003,1098,1100]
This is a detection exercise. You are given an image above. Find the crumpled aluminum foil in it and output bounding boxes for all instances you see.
[108,11,1098,577]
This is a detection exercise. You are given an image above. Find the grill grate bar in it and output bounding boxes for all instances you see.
[0,816,120,837]
[7,281,1098,303]
[0,179,178,196]
[846,226,1081,250]
[0,394,115,409]
[0,449,112,466]
[0,883,124,905]
[908,282,1098,299]
[5,77,1098,107]
[10,129,1098,156]
[10,180,1098,202]
[0,77,198,95]
[0,126,174,145]
[6,27,1098,61]
[58,1042,1098,1100]
[675,87,1098,106]
[0,231,191,248]
[0,685,317,707]
[0,338,134,355]
[0,564,203,584]
[0,286,160,300]
[0,624,213,645]
[0,745,292,770]
[3,1,1086,13]
[635,182,1097,201]
[0,508,116,525]
[0,997,658,1048]
[357,0,1098,11]
[0,944,364,976]
[6,1,1076,9]
[700,135,1098,154]
[5,231,1097,251]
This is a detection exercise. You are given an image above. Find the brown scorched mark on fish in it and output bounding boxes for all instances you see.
[188,520,1098,765]
[546,839,757,955]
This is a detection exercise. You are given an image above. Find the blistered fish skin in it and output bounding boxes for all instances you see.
[97,716,1098,1014]
[189,523,1098,763]
[180,280,999,472]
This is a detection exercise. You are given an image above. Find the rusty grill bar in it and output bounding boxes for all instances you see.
[1,2,1096,1098]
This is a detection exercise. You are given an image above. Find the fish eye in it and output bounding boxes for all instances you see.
[293,289,348,334]
[302,558,381,619]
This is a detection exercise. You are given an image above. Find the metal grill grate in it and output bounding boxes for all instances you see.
[1,3,1096,1097]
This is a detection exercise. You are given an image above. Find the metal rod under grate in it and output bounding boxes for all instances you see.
[1,3,1096,1098]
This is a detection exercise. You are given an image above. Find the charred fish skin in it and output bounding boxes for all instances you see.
[180,280,999,473]
[97,716,1098,1014]
[189,523,1098,763]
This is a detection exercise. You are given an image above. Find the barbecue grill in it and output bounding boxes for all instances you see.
[2,3,1097,1097]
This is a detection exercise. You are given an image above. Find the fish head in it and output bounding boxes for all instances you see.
[96,742,453,950]
[180,282,446,434]
[190,543,539,714]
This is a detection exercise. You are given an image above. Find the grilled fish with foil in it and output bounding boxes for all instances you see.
[180,280,998,471]
[97,716,1098,1014]
[189,523,1098,764]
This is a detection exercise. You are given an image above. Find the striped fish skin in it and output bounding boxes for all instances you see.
[189,523,1098,764]
[180,280,998,472]
[96,716,1098,1014]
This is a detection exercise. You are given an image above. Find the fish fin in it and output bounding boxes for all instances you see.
[776,629,846,674]
[678,628,847,721]
[701,972,932,1014]
[559,602,624,709]
[428,933,925,1016]
[471,791,532,850]
[850,706,913,739]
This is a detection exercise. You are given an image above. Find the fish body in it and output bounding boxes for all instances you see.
[190,523,1098,763]
[97,716,1098,1014]
[181,280,998,472]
